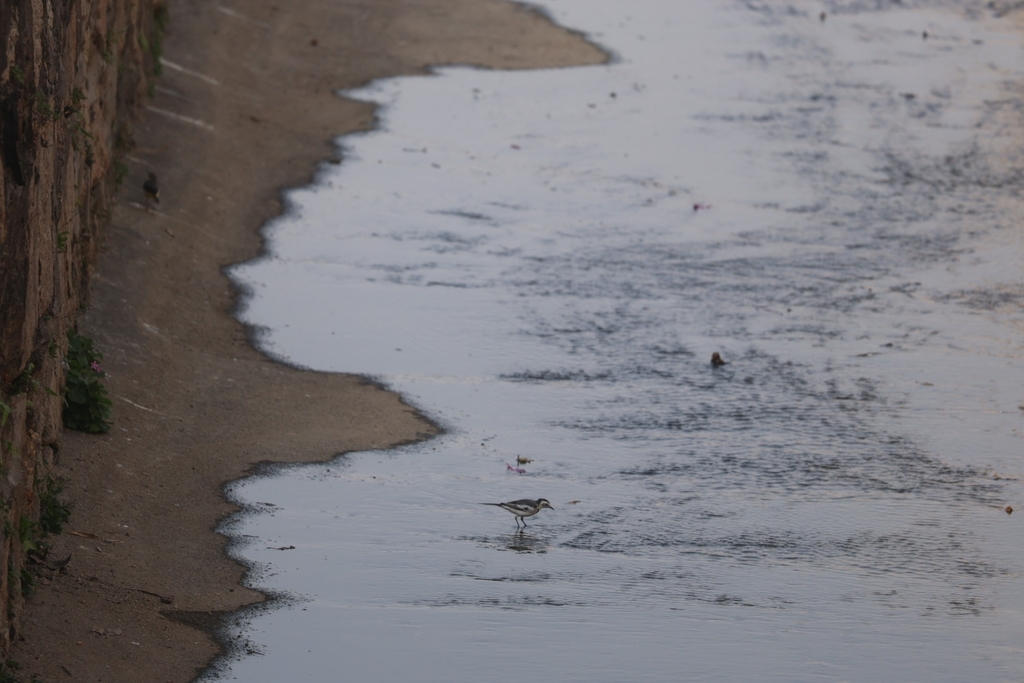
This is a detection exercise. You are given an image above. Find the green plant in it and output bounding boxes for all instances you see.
[34,91,60,121]
[6,365,33,395]
[63,90,86,119]
[73,122,95,141]
[70,120,95,153]
[19,568,34,597]
[113,160,129,186]
[15,517,41,599]
[102,28,125,64]
[4,479,72,602]
[6,364,55,399]
[0,659,20,683]
[154,3,170,31]
[10,65,24,86]
[151,38,163,76]
[62,330,112,433]
[18,516,37,555]
[38,476,72,536]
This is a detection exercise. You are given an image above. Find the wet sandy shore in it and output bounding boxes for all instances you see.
[8,2,604,681]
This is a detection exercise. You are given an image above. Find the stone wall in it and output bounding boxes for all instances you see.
[0,0,158,650]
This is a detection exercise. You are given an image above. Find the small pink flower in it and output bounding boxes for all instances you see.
[90,361,104,374]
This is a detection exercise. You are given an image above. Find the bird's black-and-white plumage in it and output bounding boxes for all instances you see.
[482,498,553,528]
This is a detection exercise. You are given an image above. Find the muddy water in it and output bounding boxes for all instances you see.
[214,1,1024,680]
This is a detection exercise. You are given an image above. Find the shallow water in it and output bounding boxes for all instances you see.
[215,1,1024,680]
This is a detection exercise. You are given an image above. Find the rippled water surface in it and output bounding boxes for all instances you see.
[215,1,1024,680]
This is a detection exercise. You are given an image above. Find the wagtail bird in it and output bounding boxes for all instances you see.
[482,498,553,528]
[143,172,160,206]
